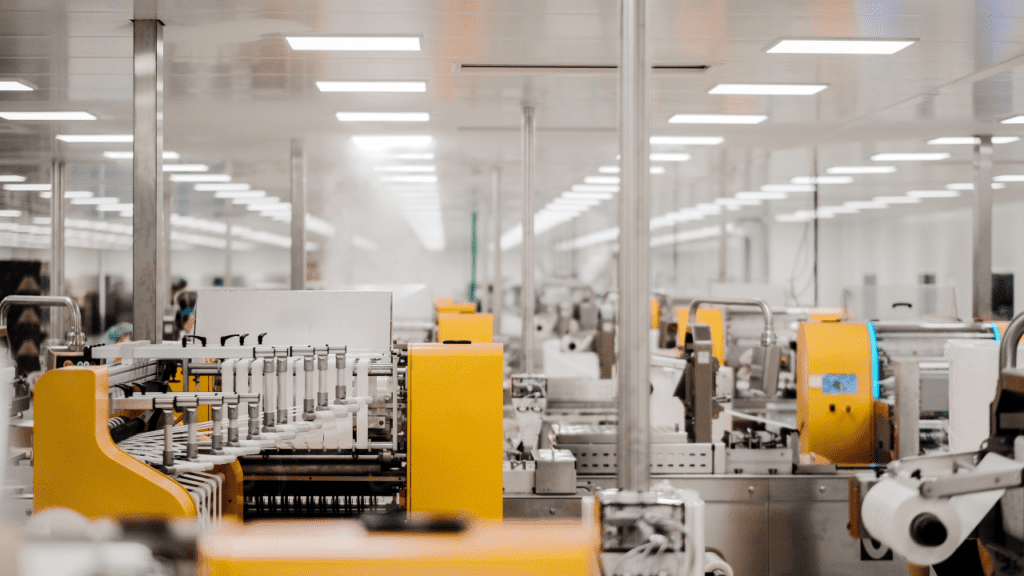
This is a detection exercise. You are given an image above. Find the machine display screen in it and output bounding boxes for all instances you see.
[822,374,857,395]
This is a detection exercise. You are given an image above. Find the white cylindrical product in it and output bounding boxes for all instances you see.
[862,479,963,566]
[946,339,999,452]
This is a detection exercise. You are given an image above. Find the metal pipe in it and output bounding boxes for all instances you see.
[617,0,652,492]
[872,322,997,335]
[521,106,536,373]
[1000,311,1024,370]
[290,138,306,290]
[972,135,994,321]
[0,295,82,349]
[688,296,775,347]
[50,160,65,342]
[492,167,503,334]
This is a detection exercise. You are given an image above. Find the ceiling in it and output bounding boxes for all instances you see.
[1,0,1024,259]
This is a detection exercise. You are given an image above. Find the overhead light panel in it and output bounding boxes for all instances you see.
[572,184,619,193]
[375,165,436,173]
[96,203,133,212]
[650,166,666,174]
[287,36,421,51]
[0,111,96,121]
[71,197,119,205]
[163,164,209,172]
[1002,115,1024,124]
[317,81,426,93]
[871,153,950,161]
[0,210,22,217]
[169,174,231,183]
[650,153,692,161]
[57,134,132,143]
[709,83,827,95]
[844,201,887,210]
[216,190,266,199]
[651,136,723,145]
[40,190,93,199]
[761,184,815,193]
[0,175,26,183]
[928,136,1020,145]
[736,191,786,200]
[791,175,853,184]
[4,183,50,191]
[668,113,767,124]
[564,192,613,200]
[874,196,921,204]
[103,150,179,159]
[336,112,429,122]
[766,39,915,55]
[907,190,960,198]
[994,175,1024,182]
[0,80,33,91]
[584,176,620,185]
[233,196,280,205]
[599,166,620,174]
[195,183,250,191]
[827,165,897,174]
[381,175,438,183]
[352,135,433,150]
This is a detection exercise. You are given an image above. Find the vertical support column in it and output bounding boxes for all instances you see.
[290,138,307,290]
[50,160,65,341]
[521,107,536,373]
[492,168,503,334]
[972,135,993,320]
[617,0,651,492]
[717,149,728,283]
[224,204,233,287]
[162,180,171,312]
[132,19,164,344]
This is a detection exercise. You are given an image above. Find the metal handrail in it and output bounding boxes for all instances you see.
[687,296,776,347]
[0,295,84,350]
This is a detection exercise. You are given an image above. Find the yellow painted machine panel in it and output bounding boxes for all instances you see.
[650,298,660,330]
[796,322,875,464]
[676,307,725,364]
[33,366,197,519]
[436,302,478,314]
[407,343,504,520]
[437,312,494,343]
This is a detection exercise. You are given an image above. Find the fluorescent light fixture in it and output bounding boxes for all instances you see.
[194,183,250,191]
[907,190,960,198]
[817,206,858,215]
[650,136,724,145]
[946,183,974,190]
[4,183,50,191]
[709,83,827,96]
[716,197,761,207]
[215,190,266,199]
[827,165,897,174]
[737,191,787,200]
[104,150,179,159]
[336,112,429,122]
[791,175,853,184]
[352,135,432,150]
[162,164,209,172]
[761,184,815,193]
[766,39,914,55]
[553,198,601,207]
[43,190,93,200]
[0,210,22,217]
[169,174,231,183]
[928,136,1020,145]
[993,175,1024,182]
[390,153,434,160]
[1002,116,1024,124]
[381,175,438,183]
[545,205,587,213]
[650,166,666,175]
[56,134,132,143]
[0,111,96,121]
[668,113,767,124]
[844,201,887,210]
[564,192,613,200]
[0,80,33,91]
[375,165,436,172]
[584,176,620,185]
[599,166,620,174]
[287,36,421,51]
[650,153,691,162]
[0,175,25,183]
[256,203,291,212]
[572,184,619,193]
[233,197,280,205]
[71,197,119,205]
[96,203,132,212]
[871,152,950,161]
[874,196,921,204]
[317,81,426,93]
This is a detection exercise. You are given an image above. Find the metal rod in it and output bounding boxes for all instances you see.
[1000,311,1024,370]
[224,203,233,287]
[0,296,82,346]
[687,297,775,347]
[521,106,536,373]
[492,167,503,334]
[717,149,727,284]
[290,138,307,290]
[616,0,652,492]
[132,19,164,344]
[50,160,65,342]
[972,134,993,321]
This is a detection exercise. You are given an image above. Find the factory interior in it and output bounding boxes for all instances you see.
[5,1,1024,575]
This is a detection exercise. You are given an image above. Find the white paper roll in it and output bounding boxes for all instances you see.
[946,339,999,452]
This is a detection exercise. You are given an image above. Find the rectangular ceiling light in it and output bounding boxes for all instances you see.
[564,192,613,200]
[4,183,50,191]
[844,201,887,210]
[791,175,853,185]
[0,175,26,183]
[56,134,132,143]
[318,81,426,93]
[907,190,960,198]
[0,209,22,217]
[598,166,620,174]
[994,175,1024,182]
[215,190,266,199]
[336,112,430,122]
[650,166,666,174]
[233,196,280,205]
[0,80,33,91]
[352,135,433,150]
[874,196,921,204]
[0,111,96,121]
[650,136,723,145]
[104,150,179,159]
[572,184,620,193]
[584,176,620,185]
[71,197,119,205]
[827,165,897,174]
[40,190,93,200]
[169,174,231,183]
[287,37,421,51]
[766,39,915,55]
[669,113,767,124]
[736,191,786,200]
[709,83,827,95]
[1002,115,1024,124]
[761,184,815,193]
[96,203,132,212]
[194,183,250,191]
[928,136,1020,145]
[375,165,436,172]
[163,164,209,172]
[650,153,692,161]
[391,153,434,160]
[381,175,438,183]
[871,152,950,161]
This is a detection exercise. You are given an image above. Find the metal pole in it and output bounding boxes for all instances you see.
[617,0,651,492]
[50,160,65,341]
[162,179,171,310]
[717,149,728,283]
[521,107,536,372]
[290,138,307,290]
[132,19,164,344]
[97,249,105,333]
[972,135,993,320]
[492,168,503,334]
[225,204,233,287]
[813,147,820,307]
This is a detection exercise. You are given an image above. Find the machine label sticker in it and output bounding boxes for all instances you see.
[697,351,711,364]
[821,373,857,395]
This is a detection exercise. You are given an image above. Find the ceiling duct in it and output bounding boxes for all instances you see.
[452,64,709,74]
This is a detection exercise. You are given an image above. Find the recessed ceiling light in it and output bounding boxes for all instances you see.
[0,111,96,121]
[96,203,133,212]
[169,174,231,183]
[716,198,761,207]
[389,153,435,160]
[564,192,613,200]
[994,175,1024,182]
[336,112,430,122]
[381,175,438,183]
[1002,115,1024,124]
[650,166,666,174]
[584,176,620,185]
[0,209,22,217]
[791,176,853,184]
[40,190,93,200]
[649,153,692,162]
[709,83,827,96]
[57,134,132,143]
[766,39,915,55]
[3,183,50,191]
[195,183,250,191]
[928,136,1020,145]
[103,150,179,159]
[736,191,787,200]
[163,164,209,172]
[287,37,421,51]
[233,196,280,205]
[761,184,815,193]
[0,175,26,183]
[598,166,620,174]
[907,190,960,198]
[215,190,266,199]
[375,165,436,173]
[668,113,767,124]
[827,166,897,174]
[871,153,950,161]
[0,80,33,91]
[71,197,119,205]
[844,201,887,210]
[352,135,433,150]
[874,196,921,204]
[572,184,619,193]
[317,81,427,93]
[650,136,723,145]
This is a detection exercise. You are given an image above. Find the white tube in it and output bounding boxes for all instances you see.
[221,359,236,394]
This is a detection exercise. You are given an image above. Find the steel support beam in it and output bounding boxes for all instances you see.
[617,0,651,492]
[290,138,307,290]
[49,160,65,341]
[132,19,164,343]
[972,135,993,320]
[521,107,536,372]
[492,168,503,334]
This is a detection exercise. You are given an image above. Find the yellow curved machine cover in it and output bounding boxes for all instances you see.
[676,308,725,364]
[437,312,494,343]
[33,366,197,519]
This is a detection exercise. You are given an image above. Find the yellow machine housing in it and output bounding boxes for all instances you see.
[675,307,725,364]
[436,301,478,314]
[437,312,494,343]
[650,298,660,330]
[407,342,504,520]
